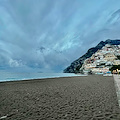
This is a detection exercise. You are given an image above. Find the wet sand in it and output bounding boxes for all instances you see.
[0,75,120,120]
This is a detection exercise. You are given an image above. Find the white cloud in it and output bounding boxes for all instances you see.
[9,59,24,67]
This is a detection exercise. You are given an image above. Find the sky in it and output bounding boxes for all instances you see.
[0,0,120,72]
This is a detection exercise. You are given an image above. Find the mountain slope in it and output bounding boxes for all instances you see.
[63,39,120,73]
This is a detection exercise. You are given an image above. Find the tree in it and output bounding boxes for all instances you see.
[88,70,93,75]
[109,65,120,72]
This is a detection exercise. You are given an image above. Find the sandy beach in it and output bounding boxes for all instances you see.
[0,75,120,120]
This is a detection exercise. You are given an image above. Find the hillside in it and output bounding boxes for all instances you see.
[64,39,120,73]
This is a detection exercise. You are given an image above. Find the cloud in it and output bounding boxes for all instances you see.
[9,59,23,67]
[0,0,120,72]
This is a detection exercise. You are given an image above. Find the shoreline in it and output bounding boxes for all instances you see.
[0,74,87,83]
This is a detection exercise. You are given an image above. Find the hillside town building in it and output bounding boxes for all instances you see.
[81,44,120,74]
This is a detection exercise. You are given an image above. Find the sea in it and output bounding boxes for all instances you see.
[0,72,85,82]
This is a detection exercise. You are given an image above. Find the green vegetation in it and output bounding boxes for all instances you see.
[117,56,120,60]
[109,65,120,71]
[88,70,93,75]
[75,65,81,73]
[76,65,81,71]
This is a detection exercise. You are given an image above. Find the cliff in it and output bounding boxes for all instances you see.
[63,39,120,73]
